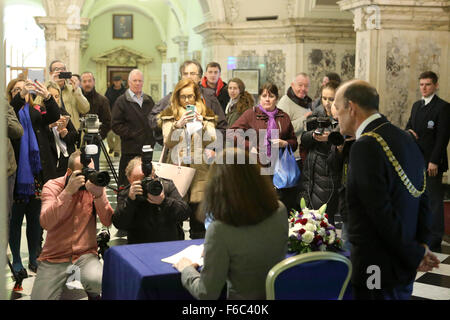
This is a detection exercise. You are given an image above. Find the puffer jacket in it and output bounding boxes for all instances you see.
[299,106,341,222]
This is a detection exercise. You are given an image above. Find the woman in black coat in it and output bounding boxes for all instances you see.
[7,78,61,280]
[299,81,341,225]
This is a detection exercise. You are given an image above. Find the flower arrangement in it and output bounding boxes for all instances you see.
[288,198,343,254]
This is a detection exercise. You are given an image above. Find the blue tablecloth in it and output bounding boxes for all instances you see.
[102,239,352,300]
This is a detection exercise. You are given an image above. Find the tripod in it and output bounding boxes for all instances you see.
[77,130,119,192]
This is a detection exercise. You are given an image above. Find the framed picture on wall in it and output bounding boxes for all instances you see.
[113,14,133,39]
[107,66,136,88]
[231,69,260,95]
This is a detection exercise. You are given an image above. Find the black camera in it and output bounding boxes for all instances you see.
[138,145,163,200]
[305,115,344,146]
[78,145,110,189]
[96,227,110,259]
[79,114,101,134]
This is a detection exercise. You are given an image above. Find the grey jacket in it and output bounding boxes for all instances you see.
[181,201,288,300]
[6,102,23,176]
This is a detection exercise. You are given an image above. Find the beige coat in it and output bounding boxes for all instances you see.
[158,106,217,203]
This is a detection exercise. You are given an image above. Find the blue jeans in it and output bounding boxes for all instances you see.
[9,198,42,271]
[353,281,414,300]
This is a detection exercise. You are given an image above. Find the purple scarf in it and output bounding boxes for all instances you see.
[258,104,278,157]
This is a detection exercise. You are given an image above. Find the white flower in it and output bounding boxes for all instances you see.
[317,228,326,238]
[304,222,317,232]
[302,231,314,244]
[328,231,336,245]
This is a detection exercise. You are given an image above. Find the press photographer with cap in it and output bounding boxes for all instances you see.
[31,150,114,300]
[112,147,190,244]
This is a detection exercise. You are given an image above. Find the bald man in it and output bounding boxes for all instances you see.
[333,80,438,300]
[111,69,157,188]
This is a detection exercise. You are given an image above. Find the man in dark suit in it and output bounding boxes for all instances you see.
[405,71,450,252]
[333,80,439,300]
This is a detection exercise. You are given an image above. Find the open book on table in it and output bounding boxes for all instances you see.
[161,244,204,267]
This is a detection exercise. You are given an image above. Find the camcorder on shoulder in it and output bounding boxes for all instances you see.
[305,115,344,146]
[137,145,163,201]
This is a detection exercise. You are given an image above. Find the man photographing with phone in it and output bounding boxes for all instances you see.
[48,59,90,131]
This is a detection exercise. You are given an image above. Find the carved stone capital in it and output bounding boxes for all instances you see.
[338,0,450,31]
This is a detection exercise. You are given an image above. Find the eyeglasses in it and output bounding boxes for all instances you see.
[182,72,199,77]
[180,94,195,101]
[322,97,335,102]
[53,67,67,72]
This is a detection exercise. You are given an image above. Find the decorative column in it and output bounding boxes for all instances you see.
[172,35,189,63]
[338,0,450,128]
[156,44,168,63]
[35,0,90,75]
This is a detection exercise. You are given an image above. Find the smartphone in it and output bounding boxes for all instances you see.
[185,105,196,114]
[59,71,73,79]
[185,105,196,122]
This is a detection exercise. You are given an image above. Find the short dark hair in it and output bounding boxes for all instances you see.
[325,72,341,85]
[343,82,379,111]
[206,62,221,72]
[179,60,203,78]
[322,80,340,92]
[49,59,64,72]
[419,71,438,84]
[259,82,279,99]
[80,72,94,81]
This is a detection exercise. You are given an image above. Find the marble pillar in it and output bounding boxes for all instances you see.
[338,0,450,182]
[172,35,189,63]
[35,0,89,76]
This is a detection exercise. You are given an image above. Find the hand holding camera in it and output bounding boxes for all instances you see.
[147,188,165,205]
[66,170,86,195]
[85,181,104,199]
[128,180,143,201]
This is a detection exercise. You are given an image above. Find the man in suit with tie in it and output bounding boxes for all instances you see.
[333,80,439,300]
[406,71,450,252]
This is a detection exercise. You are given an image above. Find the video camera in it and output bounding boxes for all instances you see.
[305,115,344,146]
[80,114,101,134]
[138,145,163,201]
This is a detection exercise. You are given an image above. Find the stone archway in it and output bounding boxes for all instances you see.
[91,46,153,94]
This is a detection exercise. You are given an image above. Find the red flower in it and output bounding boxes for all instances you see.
[315,235,323,241]
[324,214,329,219]
[299,229,306,234]
[294,219,302,224]
[320,221,328,228]
[300,219,308,225]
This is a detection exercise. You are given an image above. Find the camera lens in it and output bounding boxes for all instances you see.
[88,170,110,187]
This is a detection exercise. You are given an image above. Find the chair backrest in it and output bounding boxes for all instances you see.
[266,251,352,300]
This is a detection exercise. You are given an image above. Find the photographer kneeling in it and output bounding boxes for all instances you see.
[31,150,114,300]
[112,156,190,244]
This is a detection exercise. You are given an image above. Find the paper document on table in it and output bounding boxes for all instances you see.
[161,244,204,266]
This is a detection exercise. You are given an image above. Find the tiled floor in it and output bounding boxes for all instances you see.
[5,145,450,300]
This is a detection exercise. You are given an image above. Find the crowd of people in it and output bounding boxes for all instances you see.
[4,57,449,300]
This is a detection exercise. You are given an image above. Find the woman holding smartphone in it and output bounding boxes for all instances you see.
[157,78,217,239]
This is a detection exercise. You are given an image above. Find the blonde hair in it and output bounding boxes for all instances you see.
[125,156,142,179]
[169,78,207,121]
[6,78,36,107]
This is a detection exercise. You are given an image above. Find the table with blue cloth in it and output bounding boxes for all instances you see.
[102,239,352,300]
